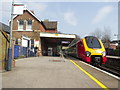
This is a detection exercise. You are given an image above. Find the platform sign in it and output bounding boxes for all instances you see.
[55,34,58,36]
[13,4,24,15]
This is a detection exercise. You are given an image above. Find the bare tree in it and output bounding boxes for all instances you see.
[90,28,102,39]
[102,27,111,48]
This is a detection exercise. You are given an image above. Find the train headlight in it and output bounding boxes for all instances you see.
[102,51,106,57]
[86,51,91,57]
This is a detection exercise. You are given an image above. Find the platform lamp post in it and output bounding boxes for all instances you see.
[6,0,14,71]
[7,0,24,71]
[118,1,120,57]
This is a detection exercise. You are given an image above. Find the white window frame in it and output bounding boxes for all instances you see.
[18,20,24,31]
[26,19,32,31]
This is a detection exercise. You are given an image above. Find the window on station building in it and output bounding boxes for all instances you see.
[31,39,34,48]
[15,39,18,45]
[15,39,21,45]
[26,20,32,30]
[18,19,24,30]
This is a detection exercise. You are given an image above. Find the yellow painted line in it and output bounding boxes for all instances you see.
[70,60,109,90]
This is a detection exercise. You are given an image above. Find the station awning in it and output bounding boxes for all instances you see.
[40,32,76,46]
[40,32,76,39]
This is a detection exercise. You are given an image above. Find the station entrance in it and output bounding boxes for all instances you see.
[40,32,76,56]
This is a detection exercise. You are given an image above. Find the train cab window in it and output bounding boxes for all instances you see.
[85,36,101,49]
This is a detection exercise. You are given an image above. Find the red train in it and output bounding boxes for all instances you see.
[66,36,107,65]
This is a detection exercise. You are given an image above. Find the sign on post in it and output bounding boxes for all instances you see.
[13,4,24,15]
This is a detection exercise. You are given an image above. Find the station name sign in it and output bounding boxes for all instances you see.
[13,4,24,15]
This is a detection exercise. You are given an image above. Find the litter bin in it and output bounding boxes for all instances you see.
[5,48,12,71]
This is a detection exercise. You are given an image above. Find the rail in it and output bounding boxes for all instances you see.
[106,56,120,59]
[103,55,120,77]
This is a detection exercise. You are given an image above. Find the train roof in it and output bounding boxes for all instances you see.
[68,38,81,47]
[68,36,98,47]
[85,36,97,39]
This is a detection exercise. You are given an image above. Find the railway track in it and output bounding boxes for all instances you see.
[100,56,120,77]
[65,55,120,78]
[99,65,120,77]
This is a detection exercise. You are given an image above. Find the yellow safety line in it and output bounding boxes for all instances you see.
[70,60,109,90]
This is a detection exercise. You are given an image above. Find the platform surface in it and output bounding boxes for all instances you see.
[2,56,119,88]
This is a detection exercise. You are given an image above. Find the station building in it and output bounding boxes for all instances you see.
[12,7,76,56]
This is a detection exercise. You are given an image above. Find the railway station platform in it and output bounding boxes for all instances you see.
[2,56,120,89]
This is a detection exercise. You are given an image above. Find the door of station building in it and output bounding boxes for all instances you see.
[48,47,53,56]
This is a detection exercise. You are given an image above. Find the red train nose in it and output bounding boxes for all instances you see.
[102,56,107,64]
[86,57,91,63]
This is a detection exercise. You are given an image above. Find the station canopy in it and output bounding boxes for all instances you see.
[40,32,77,46]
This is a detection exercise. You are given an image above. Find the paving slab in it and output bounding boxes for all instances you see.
[2,56,101,88]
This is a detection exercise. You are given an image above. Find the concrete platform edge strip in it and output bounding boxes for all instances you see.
[70,59,109,90]
[79,60,120,80]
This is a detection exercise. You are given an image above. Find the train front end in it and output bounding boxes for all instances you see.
[83,36,107,65]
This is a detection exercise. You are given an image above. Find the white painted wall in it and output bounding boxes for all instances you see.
[34,40,39,47]
[22,39,28,47]
[21,36,30,47]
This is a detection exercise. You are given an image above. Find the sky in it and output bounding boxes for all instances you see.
[0,0,119,40]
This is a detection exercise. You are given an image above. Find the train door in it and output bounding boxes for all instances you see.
[78,41,85,59]
[48,47,53,56]
[77,42,80,57]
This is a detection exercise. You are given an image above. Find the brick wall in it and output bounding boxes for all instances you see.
[13,31,40,40]
[40,23,57,33]
[13,10,41,31]
[12,10,58,56]
[12,10,41,40]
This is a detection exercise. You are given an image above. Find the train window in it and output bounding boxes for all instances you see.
[80,41,83,46]
[85,37,101,49]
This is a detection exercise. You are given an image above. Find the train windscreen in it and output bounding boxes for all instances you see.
[85,36,102,49]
